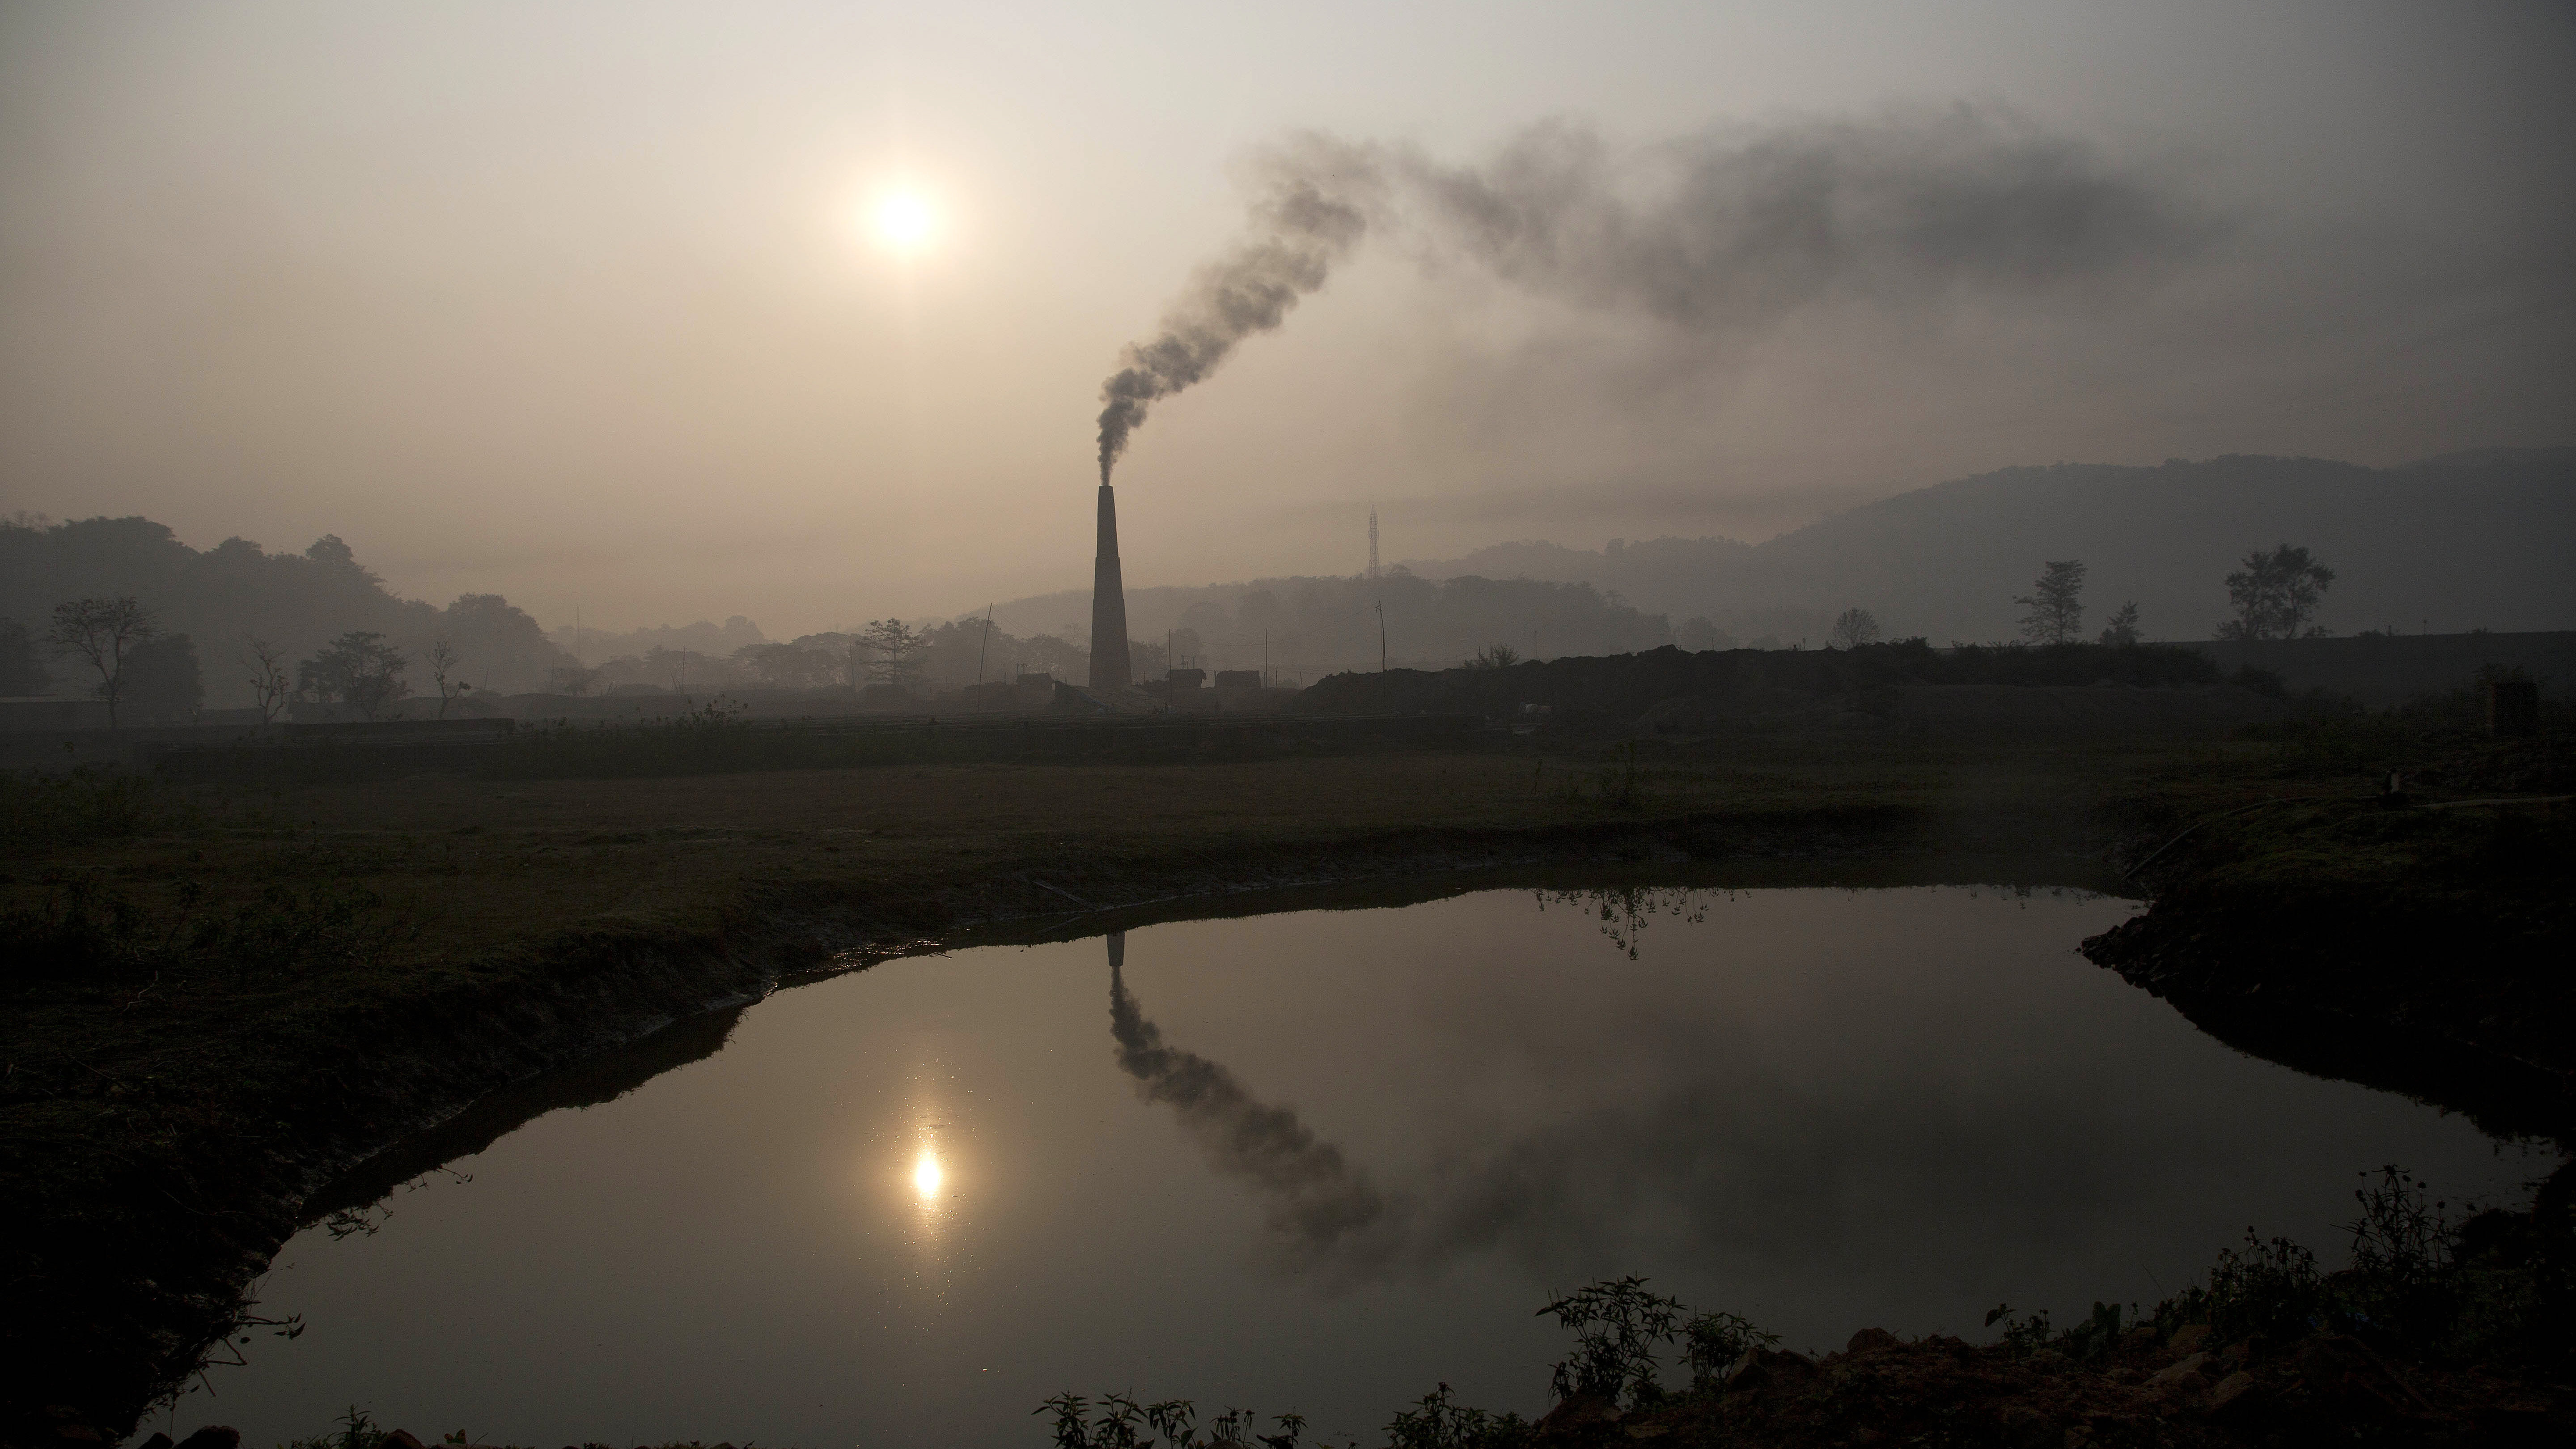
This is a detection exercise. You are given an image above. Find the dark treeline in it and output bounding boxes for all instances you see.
[3,515,1673,715]
[1296,637,2230,728]
[0,517,571,710]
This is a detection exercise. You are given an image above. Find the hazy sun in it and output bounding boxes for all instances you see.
[912,1149,944,1199]
[871,191,939,255]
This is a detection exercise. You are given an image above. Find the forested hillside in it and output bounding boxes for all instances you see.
[0,517,572,707]
[13,449,2563,710]
[1406,450,2575,646]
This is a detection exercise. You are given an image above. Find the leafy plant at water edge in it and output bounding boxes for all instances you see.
[279,1405,388,1449]
[2342,1164,2463,1341]
[1146,1399,1196,1447]
[1038,1392,1309,1449]
[1682,1310,1781,1388]
[2093,1164,2551,1363]
[2056,1301,2133,1363]
[2161,1229,2326,1344]
[1038,1393,1093,1449]
[1040,1277,1775,1445]
[1385,1383,1527,1449]
[1984,1303,2055,1356]
[1539,1275,1683,1406]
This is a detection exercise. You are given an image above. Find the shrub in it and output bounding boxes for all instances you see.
[0,766,169,848]
[0,876,401,991]
[1540,1275,1685,1405]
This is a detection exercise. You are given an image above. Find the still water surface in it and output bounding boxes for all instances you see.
[187,884,2540,1447]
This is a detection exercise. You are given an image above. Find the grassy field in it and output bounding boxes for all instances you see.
[2,731,2118,975]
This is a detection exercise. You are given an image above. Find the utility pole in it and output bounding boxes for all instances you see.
[974,605,993,707]
[1375,601,1386,674]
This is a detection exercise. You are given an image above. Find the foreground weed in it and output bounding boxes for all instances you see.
[1682,1310,1782,1388]
[0,874,408,993]
[1038,1392,1307,1449]
[279,1405,386,1449]
[1041,1277,1767,1445]
[0,765,173,848]
[1540,1275,1684,1406]
[1385,1383,1526,1449]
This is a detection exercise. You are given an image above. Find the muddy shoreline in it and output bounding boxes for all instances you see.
[2080,783,2576,1143]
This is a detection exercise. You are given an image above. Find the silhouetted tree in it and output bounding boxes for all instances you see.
[860,618,927,694]
[5,518,579,705]
[243,637,291,723]
[2014,561,2087,644]
[0,617,49,694]
[1830,608,1882,648]
[304,533,362,570]
[2097,601,2143,647]
[437,594,572,693]
[734,642,839,689]
[1017,633,1089,680]
[1470,643,1522,668]
[47,596,157,726]
[632,645,740,692]
[543,663,598,696]
[2218,544,2335,640]
[299,631,409,718]
[121,634,203,724]
[427,640,470,717]
[1674,617,1737,652]
[914,621,1013,690]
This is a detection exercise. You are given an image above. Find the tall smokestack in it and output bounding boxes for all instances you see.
[1088,483,1132,689]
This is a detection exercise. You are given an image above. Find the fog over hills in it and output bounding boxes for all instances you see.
[988,449,2574,659]
[8,449,2565,707]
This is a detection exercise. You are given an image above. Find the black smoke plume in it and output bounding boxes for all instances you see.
[1108,952,1406,1274]
[1402,106,2203,330]
[1093,107,2203,477]
[1095,141,1377,483]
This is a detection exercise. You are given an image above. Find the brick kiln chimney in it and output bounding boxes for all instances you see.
[1088,483,1132,689]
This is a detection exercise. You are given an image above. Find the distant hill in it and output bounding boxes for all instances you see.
[1404,450,2576,646]
[980,450,2571,666]
[0,517,574,707]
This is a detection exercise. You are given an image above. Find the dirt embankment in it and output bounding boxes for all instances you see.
[2080,720,2575,1136]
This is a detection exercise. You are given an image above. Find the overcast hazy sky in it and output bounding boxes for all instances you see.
[3,2,2569,633]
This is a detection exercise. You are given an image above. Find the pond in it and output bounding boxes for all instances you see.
[176,879,2545,1448]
